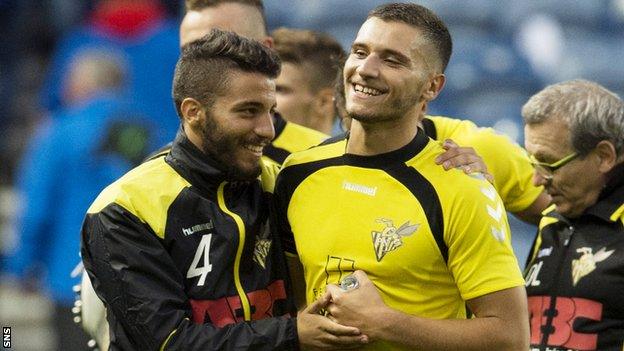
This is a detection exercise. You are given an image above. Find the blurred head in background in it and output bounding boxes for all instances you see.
[62,48,127,107]
[180,0,271,47]
[272,27,345,134]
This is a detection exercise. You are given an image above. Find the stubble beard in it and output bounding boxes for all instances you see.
[200,113,263,182]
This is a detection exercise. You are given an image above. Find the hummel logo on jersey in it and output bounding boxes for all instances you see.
[182,221,214,236]
[571,247,614,286]
[342,181,377,196]
[371,218,419,262]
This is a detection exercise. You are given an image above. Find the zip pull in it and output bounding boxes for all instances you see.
[562,226,574,247]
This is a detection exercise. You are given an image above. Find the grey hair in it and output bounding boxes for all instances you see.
[522,79,624,156]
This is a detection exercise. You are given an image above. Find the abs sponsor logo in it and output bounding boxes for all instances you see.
[189,280,288,326]
[182,220,214,236]
[528,295,602,350]
[571,247,614,286]
[371,218,418,261]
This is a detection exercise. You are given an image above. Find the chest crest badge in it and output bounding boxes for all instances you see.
[253,222,272,269]
[371,219,419,262]
[571,247,614,286]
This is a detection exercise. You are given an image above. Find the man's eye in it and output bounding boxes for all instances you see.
[352,49,367,58]
[242,108,258,116]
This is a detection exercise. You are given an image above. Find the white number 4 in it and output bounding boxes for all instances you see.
[186,234,213,286]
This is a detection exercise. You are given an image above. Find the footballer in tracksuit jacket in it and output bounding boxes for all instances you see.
[524,165,624,350]
[81,129,298,350]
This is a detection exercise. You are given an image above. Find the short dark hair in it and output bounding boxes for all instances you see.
[368,3,452,72]
[172,28,281,117]
[272,27,346,92]
[185,0,268,34]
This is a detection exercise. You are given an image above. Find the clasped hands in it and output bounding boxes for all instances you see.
[298,270,388,350]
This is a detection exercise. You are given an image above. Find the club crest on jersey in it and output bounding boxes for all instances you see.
[371,219,419,262]
[571,247,614,286]
[253,221,272,269]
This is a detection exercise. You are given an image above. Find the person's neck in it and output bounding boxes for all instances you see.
[346,112,420,156]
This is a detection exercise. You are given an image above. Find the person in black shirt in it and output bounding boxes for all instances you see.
[523,79,624,351]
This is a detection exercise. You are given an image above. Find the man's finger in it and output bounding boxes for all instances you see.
[320,333,369,347]
[318,317,361,336]
[305,293,330,314]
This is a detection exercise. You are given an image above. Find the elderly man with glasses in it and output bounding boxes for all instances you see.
[522,79,624,351]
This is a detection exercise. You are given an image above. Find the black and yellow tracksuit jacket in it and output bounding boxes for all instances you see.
[525,165,624,350]
[81,129,298,350]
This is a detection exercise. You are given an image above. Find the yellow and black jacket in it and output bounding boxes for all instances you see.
[81,130,298,350]
[524,166,624,351]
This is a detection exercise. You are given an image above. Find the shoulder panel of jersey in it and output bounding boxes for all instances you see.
[411,142,525,300]
[87,157,191,239]
[271,121,328,156]
[259,158,280,193]
[526,205,560,265]
[427,115,543,213]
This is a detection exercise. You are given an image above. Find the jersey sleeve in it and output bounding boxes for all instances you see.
[81,203,298,351]
[443,178,525,301]
[462,127,542,213]
[272,166,298,256]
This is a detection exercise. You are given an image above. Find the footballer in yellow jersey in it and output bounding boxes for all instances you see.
[274,130,525,350]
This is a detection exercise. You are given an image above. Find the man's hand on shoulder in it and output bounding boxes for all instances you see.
[435,139,494,184]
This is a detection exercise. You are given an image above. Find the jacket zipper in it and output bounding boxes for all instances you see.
[217,182,252,321]
[540,222,574,349]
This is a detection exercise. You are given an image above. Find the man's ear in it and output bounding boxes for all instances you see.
[262,36,274,48]
[422,73,446,102]
[180,98,205,127]
[595,140,618,173]
[313,87,335,119]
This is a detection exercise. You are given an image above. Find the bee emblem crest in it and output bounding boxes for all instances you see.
[371,219,419,262]
[571,247,614,286]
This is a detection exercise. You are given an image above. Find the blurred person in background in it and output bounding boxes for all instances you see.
[3,48,158,351]
[271,27,345,135]
[522,80,624,350]
[39,0,180,146]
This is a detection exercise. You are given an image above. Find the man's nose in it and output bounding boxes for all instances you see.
[532,171,550,187]
[356,55,381,79]
[255,112,275,141]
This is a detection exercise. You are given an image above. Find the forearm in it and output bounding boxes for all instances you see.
[372,308,527,351]
[163,316,298,350]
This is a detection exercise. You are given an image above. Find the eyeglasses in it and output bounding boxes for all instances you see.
[529,152,579,180]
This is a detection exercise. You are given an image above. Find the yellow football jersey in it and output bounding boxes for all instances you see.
[274,130,525,351]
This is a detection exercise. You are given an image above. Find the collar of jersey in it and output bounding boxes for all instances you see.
[585,162,624,222]
[342,128,429,169]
